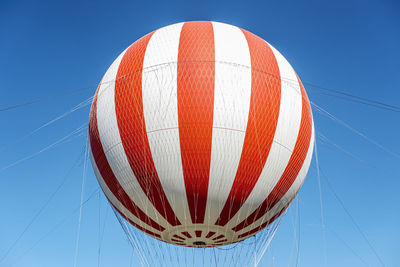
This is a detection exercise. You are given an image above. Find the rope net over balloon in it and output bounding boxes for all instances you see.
[88,21,314,266]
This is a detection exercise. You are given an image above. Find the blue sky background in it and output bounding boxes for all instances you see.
[0,0,399,266]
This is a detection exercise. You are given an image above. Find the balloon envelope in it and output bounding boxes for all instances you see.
[88,21,314,248]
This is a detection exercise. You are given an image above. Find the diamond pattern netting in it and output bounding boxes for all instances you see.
[88,21,313,253]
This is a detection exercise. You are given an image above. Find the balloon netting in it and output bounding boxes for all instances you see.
[113,206,285,267]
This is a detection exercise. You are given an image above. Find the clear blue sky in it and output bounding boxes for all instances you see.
[0,0,399,266]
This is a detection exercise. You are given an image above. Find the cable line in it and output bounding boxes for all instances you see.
[0,96,92,153]
[73,140,89,267]
[317,133,397,177]
[295,197,300,267]
[303,81,400,112]
[310,90,400,113]
[97,198,109,267]
[0,85,93,112]
[296,185,372,267]
[314,139,328,267]
[0,148,85,264]
[328,228,371,267]
[9,187,100,267]
[2,71,399,115]
[312,102,400,160]
[319,167,386,267]
[0,123,86,173]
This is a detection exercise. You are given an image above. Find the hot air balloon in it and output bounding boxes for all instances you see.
[88,21,314,264]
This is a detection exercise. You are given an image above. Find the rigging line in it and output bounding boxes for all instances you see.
[0,85,93,112]
[251,235,256,267]
[114,209,148,267]
[129,247,135,267]
[73,139,89,267]
[290,178,369,266]
[0,72,119,114]
[98,191,101,267]
[299,166,369,266]
[9,187,100,267]
[0,66,119,114]
[97,199,109,267]
[318,133,368,164]
[317,133,393,175]
[0,123,87,173]
[287,204,297,267]
[0,96,93,153]
[282,71,400,114]
[290,185,364,267]
[319,166,387,267]
[112,208,144,266]
[255,212,285,267]
[295,197,300,267]
[0,146,86,264]
[314,138,328,267]
[213,247,217,267]
[311,102,400,160]
[328,228,371,267]
[310,90,400,113]
[303,81,400,111]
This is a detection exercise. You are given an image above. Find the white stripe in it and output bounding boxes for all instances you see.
[205,22,252,224]
[95,47,171,230]
[89,147,162,235]
[141,23,192,224]
[236,121,314,235]
[225,43,303,228]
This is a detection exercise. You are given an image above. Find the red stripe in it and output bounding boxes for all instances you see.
[177,21,215,224]
[232,75,313,232]
[215,29,281,226]
[182,231,192,238]
[89,86,165,232]
[212,234,224,241]
[173,234,185,240]
[205,231,216,238]
[114,32,181,226]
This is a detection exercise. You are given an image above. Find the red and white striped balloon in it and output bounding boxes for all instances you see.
[89,21,314,247]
